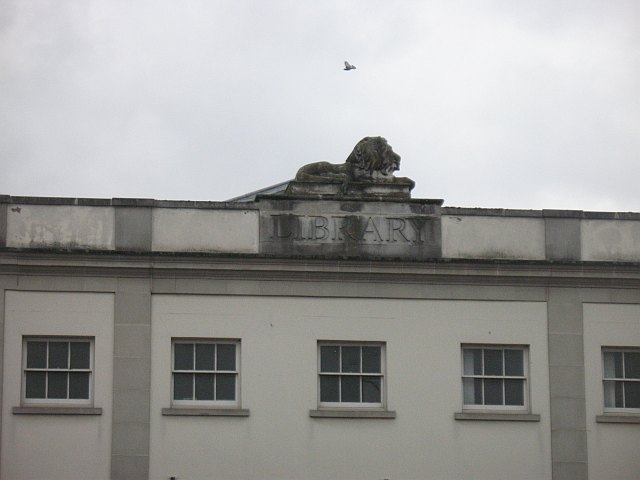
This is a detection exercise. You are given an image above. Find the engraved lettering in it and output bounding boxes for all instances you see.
[340,216,360,241]
[332,216,345,241]
[408,217,427,243]
[362,216,383,242]
[271,215,292,239]
[271,214,430,244]
[388,218,409,242]
[311,216,330,240]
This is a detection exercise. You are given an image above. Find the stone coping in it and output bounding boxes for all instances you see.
[1,195,639,219]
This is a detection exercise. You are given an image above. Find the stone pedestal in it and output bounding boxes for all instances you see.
[285,178,416,200]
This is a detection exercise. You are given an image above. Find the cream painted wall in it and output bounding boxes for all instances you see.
[6,205,115,250]
[442,216,546,260]
[1,291,114,480]
[150,295,550,480]
[584,304,640,480]
[152,208,259,253]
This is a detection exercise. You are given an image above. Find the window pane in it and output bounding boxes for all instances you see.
[463,348,482,375]
[173,373,193,400]
[484,349,503,376]
[463,378,477,405]
[320,375,339,402]
[505,379,524,405]
[216,374,236,401]
[69,372,90,399]
[48,372,68,399]
[604,381,616,408]
[504,350,523,376]
[49,342,69,369]
[174,344,194,370]
[195,344,215,371]
[362,376,381,403]
[474,378,483,404]
[484,379,503,405]
[625,381,640,408]
[27,341,47,368]
[624,352,640,379]
[216,344,236,371]
[70,342,90,369]
[195,374,215,400]
[341,376,360,402]
[320,346,340,372]
[603,352,617,378]
[25,371,46,398]
[615,381,624,407]
[362,347,381,373]
[341,346,361,373]
[605,352,624,378]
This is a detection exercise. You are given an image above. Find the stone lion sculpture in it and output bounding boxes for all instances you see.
[294,136,402,184]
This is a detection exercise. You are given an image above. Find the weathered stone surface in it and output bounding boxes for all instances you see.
[286,137,415,199]
[258,198,442,259]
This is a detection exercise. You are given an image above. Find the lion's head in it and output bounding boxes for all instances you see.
[346,136,401,181]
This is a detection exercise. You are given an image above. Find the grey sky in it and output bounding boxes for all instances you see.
[1,0,638,211]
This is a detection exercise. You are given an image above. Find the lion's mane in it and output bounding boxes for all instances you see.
[345,136,400,180]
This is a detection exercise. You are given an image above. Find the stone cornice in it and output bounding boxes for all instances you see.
[2,250,640,289]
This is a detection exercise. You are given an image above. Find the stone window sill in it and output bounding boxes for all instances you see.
[162,407,250,417]
[596,414,640,424]
[13,406,102,415]
[455,412,540,422]
[309,409,396,419]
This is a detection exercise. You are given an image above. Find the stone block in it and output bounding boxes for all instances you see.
[259,199,442,259]
[113,357,151,391]
[111,454,149,480]
[550,397,586,430]
[115,292,151,325]
[545,217,581,261]
[116,277,152,293]
[112,389,151,423]
[6,204,114,250]
[111,421,150,456]
[547,288,583,335]
[153,208,259,253]
[0,203,6,247]
[114,324,151,358]
[551,429,588,462]
[548,333,584,366]
[552,461,588,480]
[442,215,545,260]
[115,207,152,252]
[549,366,585,398]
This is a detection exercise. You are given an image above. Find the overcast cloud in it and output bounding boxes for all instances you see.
[1,0,638,211]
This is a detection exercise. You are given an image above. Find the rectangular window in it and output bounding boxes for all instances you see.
[172,340,239,406]
[603,348,640,411]
[23,337,93,405]
[462,345,528,411]
[318,342,384,407]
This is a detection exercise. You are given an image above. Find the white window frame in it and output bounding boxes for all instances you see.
[317,341,386,409]
[461,344,529,412]
[602,347,640,414]
[171,339,240,408]
[22,336,94,406]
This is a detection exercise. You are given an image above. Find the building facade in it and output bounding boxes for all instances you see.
[1,183,639,479]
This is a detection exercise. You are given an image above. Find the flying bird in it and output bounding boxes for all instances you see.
[344,61,356,71]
